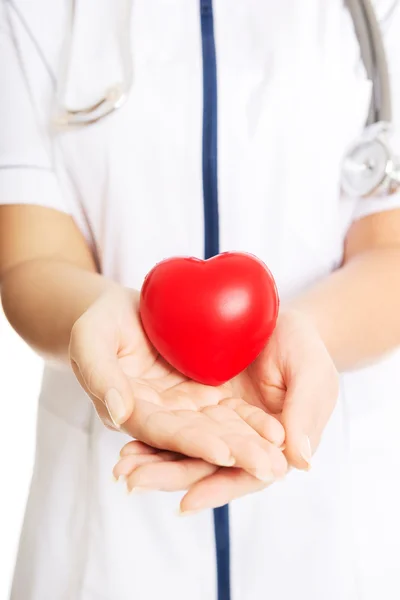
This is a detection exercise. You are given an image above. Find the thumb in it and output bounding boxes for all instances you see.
[69,321,134,429]
[281,356,339,471]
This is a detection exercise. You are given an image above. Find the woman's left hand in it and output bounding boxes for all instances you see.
[113,310,339,513]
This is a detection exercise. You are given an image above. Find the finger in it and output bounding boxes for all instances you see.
[160,379,230,410]
[126,400,282,474]
[128,405,236,467]
[119,440,161,457]
[219,398,285,447]
[180,468,272,512]
[125,459,218,492]
[71,359,118,431]
[281,343,339,470]
[113,452,181,481]
[200,405,287,481]
[70,318,135,427]
[113,454,163,480]
[221,435,287,482]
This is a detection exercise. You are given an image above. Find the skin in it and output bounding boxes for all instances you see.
[1,205,400,512]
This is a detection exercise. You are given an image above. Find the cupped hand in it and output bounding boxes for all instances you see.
[69,285,287,480]
[113,439,281,513]
[113,309,339,512]
[247,308,339,469]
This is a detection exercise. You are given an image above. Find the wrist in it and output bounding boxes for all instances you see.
[282,290,346,371]
[278,305,320,332]
[277,304,333,360]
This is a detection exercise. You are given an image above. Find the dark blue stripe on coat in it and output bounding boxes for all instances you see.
[200,2,231,600]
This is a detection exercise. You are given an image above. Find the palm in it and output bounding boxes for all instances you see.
[241,337,286,416]
[114,310,338,511]
[111,317,289,508]
[118,337,284,474]
[73,286,288,509]
[116,307,281,416]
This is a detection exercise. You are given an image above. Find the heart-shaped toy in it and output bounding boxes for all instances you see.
[139,252,279,386]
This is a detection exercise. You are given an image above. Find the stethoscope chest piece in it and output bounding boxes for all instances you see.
[342,123,400,198]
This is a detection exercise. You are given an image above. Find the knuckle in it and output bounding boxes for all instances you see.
[219,397,240,410]
[200,405,221,417]
[144,410,165,435]
[239,404,259,420]
[85,364,99,393]
[176,460,192,479]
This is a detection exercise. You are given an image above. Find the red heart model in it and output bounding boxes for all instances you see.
[139,252,279,386]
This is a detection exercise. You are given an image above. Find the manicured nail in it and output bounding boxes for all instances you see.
[104,389,126,427]
[300,436,312,470]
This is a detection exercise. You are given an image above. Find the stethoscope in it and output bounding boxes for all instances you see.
[54,0,400,200]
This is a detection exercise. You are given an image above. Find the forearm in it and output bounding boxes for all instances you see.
[1,258,116,363]
[290,248,400,372]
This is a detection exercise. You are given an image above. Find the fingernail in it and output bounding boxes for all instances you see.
[105,389,126,427]
[112,474,126,484]
[300,436,312,470]
[126,486,149,495]
[178,508,203,517]
[216,456,236,468]
[253,469,275,483]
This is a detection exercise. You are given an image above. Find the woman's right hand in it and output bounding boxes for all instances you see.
[69,286,287,480]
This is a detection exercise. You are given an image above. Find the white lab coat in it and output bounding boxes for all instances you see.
[1,1,400,599]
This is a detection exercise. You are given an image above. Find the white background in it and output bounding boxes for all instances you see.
[0,307,42,600]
